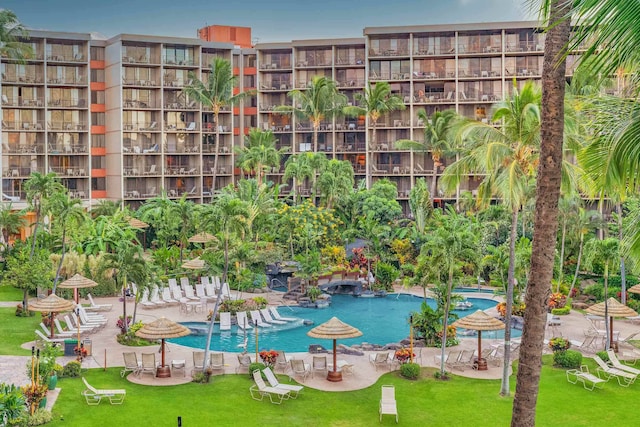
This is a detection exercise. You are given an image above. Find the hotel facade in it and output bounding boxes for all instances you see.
[0,22,582,212]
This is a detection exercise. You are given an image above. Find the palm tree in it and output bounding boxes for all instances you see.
[184,58,249,191]
[283,154,313,204]
[408,177,432,234]
[281,76,346,153]
[395,109,458,203]
[0,10,32,59]
[24,172,63,258]
[345,82,405,188]
[90,200,121,219]
[0,203,25,250]
[49,193,87,291]
[317,159,354,210]
[235,128,286,187]
[556,194,580,291]
[171,196,195,263]
[512,0,573,422]
[223,178,279,245]
[568,207,602,299]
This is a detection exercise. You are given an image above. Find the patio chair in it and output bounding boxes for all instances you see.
[260,308,287,325]
[53,319,76,337]
[140,353,157,377]
[121,352,142,377]
[593,355,636,386]
[85,293,112,311]
[606,350,640,376]
[236,312,252,330]
[290,359,311,382]
[139,288,157,308]
[444,351,462,370]
[82,377,126,405]
[274,350,292,373]
[143,144,158,154]
[161,287,179,304]
[181,122,196,131]
[312,355,328,378]
[269,306,296,322]
[249,370,291,404]
[250,310,271,328]
[35,329,66,345]
[566,365,605,391]
[380,385,398,423]
[236,353,252,374]
[369,351,391,371]
[193,351,205,373]
[263,367,303,398]
[209,352,225,374]
[219,312,232,331]
[195,283,207,299]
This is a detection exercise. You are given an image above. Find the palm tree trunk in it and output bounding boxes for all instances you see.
[203,274,224,375]
[367,125,376,189]
[52,227,67,292]
[511,2,570,424]
[430,160,439,206]
[617,203,627,304]
[604,263,610,350]
[439,266,454,376]
[223,233,229,284]
[211,111,220,193]
[557,220,567,292]
[568,232,585,299]
[29,206,40,259]
[500,208,518,396]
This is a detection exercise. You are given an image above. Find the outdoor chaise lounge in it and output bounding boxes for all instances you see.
[82,377,126,405]
[35,329,66,344]
[263,367,303,398]
[236,353,251,374]
[236,312,252,330]
[86,293,112,311]
[209,352,225,374]
[566,365,606,391]
[250,310,271,328]
[260,308,287,325]
[593,355,637,386]
[379,384,398,423]
[219,312,232,331]
[250,370,291,404]
[141,353,157,377]
[606,350,640,376]
[269,307,296,322]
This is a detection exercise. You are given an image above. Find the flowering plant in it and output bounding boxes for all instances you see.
[22,383,48,410]
[394,348,416,364]
[259,350,279,366]
[74,346,88,361]
[548,337,570,352]
[116,315,132,334]
[548,293,567,310]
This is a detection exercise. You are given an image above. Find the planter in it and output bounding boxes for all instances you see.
[48,374,57,390]
[38,396,47,409]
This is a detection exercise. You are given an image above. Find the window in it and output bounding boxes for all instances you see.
[91,112,105,126]
[91,177,106,191]
[90,69,104,82]
[91,156,105,169]
[90,47,105,61]
[91,134,105,147]
[91,91,105,104]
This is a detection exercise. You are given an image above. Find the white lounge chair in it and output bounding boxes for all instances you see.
[274,351,293,373]
[219,312,231,331]
[269,307,296,322]
[236,353,251,374]
[250,310,271,328]
[86,293,112,311]
[369,352,392,371]
[566,365,606,391]
[82,377,126,405]
[209,352,225,374]
[161,287,179,304]
[606,349,640,376]
[263,367,303,398]
[195,284,207,299]
[183,285,200,301]
[35,329,66,344]
[593,355,637,386]
[249,370,291,404]
[260,308,286,325]
[236,312,252,330]
[380,385,398,422]
[312,355,328,378]
[149,286,166,306]
[139,288,157,308]
[53,318,76,337]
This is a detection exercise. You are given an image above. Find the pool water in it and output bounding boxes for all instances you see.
[168,293,518,352]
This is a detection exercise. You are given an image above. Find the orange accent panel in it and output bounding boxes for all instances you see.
[233,107,240,114]
[90,60,105,69]
[92,168,106,178]
[91,190,107,199]
[91,147,106,156]
[244,67,256,74]
[233,88,240,95]
[233,67,240,75]
[91,104,106,113]
[90,82,105,91]
[91,125,106,134]
[244,127,250,135]
[233,128,240,136]
[244,107,257,115]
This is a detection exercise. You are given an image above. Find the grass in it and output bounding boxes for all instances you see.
[43,358,639,427]
[0,307,40,355]
[0,285,24,301]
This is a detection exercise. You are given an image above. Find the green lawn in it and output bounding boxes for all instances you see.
[44,359,639,427]
[0,285,24,301]
[0,308,40,355]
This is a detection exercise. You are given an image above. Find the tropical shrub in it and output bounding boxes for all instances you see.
[375,262,399,291]
[400,362,420,380]
[252,296,268,309]
[548,292,567,310]
[496,301,526,317]
[259,350,279,366]
[249,362,266,378]
[596,351,609,362]
[27,408,52,426]
[551,307,570,315]
[394,348,416,364]
[306,286,322,302]
[553,349,582,369]
[548,337,570,352]
[62,361,81,377]
[0,383,27,426]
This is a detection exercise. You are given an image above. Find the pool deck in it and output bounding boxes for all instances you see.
[2,284,639,396]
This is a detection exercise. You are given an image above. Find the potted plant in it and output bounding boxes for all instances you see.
[259,350,279,368]
[394,348,416,364]
[548,337,570,352]
[21,383,48,413]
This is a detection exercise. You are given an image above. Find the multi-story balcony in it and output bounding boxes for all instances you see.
[1,73,44,84]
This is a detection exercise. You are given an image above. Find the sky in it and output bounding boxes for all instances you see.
[5,0,537,43]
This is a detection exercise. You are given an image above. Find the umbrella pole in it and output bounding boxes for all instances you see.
[50,312,55,339]
[157,339,171,378]
[327,338,342,382]
[610,317,615,351]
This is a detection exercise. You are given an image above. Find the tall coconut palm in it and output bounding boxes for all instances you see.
[0,10,32,60]
[568,207,602,299]
[171,196,195,263]
[511,0,572,422]
[317,159,354,210]
[556,194,581,291]
[184,58,250,191]
[235,128,286,187]
[283,154,313,204]
[408,177,432,234]
[24,172,63,258]
[90,199,121,219]
[0,203,25,250]
[395,109,458,203]
[280,76,346,153]
[345,82,405,188]
[49,193,87,291]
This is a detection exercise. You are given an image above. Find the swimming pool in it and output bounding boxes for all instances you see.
[168,293,518,352]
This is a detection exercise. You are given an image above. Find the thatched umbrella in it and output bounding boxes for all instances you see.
[586,298,637,349]
[127,218,148,229]
[307,317,362,382]
[188,232,216,244]
[135,317,190,378]
[452,310,505,371]
[58,273,98,304]
[627,284,640,295]
[29,294,75,338]
[182,257,206,270]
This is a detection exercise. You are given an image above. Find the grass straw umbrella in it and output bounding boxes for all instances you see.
[307,317,362,382]
[182,257,206,270]
[627,284,640,295]
[29,294,75,338]
[135,317,190,378]
[452,310,505,371]
[586,298,637,350]
[58,273,98,304]
[188,232,216,244]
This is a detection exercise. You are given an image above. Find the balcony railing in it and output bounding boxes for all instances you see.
[2,121,45,131]
[123,79,158,87]
[2,74,44,84]
[2,97,44,107]
[46,53,85,62]
[48,143,87,154]
[124,99,157,109]
[47,77,87,85]
[49,167,87,177]
[48,98,87,108]
[163,58,197,66]
[1,144,44,154]
[164,122,199,131]
[47,122,87,131]
[336,79,365,88]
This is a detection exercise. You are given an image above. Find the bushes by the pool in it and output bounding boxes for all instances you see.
[400,362,420,380]
[553,349,582,369]
[551,307,571,315]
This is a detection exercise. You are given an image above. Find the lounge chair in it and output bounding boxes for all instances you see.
[250,310,271,328]
[263,367,303,398]
[195,284,207,299]
[566,365,606,391]
[290,359,311,382]
[181,122,196,131]
[139,288,157,308]
[221,282,239,300]
[193,351,205,373]
[260,308,287,325]
[140,353,157,377]
[593,355,636,386]
[53,319,76,337]
[183,284,200,301]
[236,312,252,330]
[209,352,225,374]
[250,370,291,404]
[269,307,296,322]
[143,144,158,154]
[82,377,126,405]
[312,355,328,378]
[219,312,231,331]
[149,286,166,306]
[380,385,398,423]
[606,349,640,376]
[161,287,179,304]
[85,293,112,311]
[35,329,66,344]
[369,352,391,371]
[236,353,252,374]
[274,350,292,373]
[121,352,142,377]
